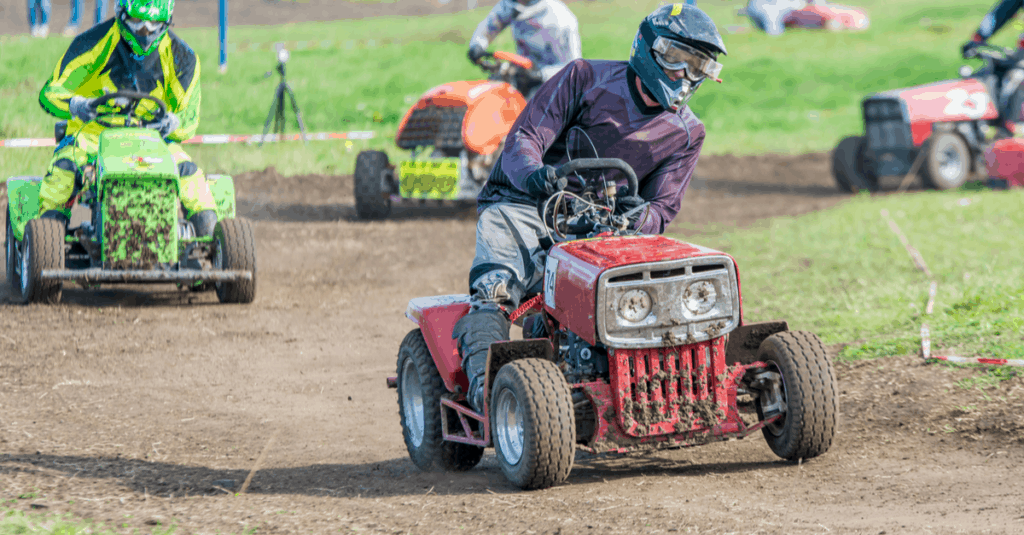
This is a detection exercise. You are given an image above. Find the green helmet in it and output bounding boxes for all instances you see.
[115,0,174,57]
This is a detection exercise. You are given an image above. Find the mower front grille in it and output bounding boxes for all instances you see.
[101,178,178,269]
[396,106,466,151]
[609,337,728,438]
[864,98,912,150]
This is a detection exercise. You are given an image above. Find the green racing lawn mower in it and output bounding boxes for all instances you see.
[4,91,256,305]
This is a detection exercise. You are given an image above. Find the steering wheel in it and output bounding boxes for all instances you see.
[541,158,640,241]
[92,90,168,129]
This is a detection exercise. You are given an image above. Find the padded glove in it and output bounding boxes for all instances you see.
[468,44,487,64]
[68,95,99,123]
[614,186,649,227]
[150,110,181,139]
[522,165,567,199]
[962,37,984,59]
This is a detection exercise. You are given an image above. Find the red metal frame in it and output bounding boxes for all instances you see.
[440,398,490,447]
[405,295,472,393]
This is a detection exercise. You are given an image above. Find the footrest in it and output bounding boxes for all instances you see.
[440,397,489,447]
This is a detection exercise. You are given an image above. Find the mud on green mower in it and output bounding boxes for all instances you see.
[4,97,256,305]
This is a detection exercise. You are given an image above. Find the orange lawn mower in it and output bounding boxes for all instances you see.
[352,51,535,219]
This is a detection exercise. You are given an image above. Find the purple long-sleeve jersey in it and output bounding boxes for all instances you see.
[477,59,705,234]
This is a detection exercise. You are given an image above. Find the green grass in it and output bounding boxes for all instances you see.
[0,508,177,535]
[1,0,1019,178]
[678,187,1024,365]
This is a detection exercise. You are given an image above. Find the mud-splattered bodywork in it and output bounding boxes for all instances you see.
[398,234,783,454]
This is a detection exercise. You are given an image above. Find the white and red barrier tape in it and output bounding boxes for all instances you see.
[0,130,375,148]
[880,208,1024,368]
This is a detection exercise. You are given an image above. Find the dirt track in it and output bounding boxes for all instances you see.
[3,153,1024,534]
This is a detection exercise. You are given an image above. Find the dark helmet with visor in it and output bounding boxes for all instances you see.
[116,0,174,57]
[628,4,726,110]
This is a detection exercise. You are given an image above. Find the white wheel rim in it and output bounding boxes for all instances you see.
[495,387,524,465]
[20,236,30,295]
[938,146,964,184]
[760,362,789,436]
[401,358,425,448]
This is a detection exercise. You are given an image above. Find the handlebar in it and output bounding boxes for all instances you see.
[554,158,638,197]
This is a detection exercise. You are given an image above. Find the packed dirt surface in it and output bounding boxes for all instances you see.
[0,0,501,36]
[3,153,1024,534]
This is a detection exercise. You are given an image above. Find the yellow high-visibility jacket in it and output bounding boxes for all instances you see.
[39,18,201,142]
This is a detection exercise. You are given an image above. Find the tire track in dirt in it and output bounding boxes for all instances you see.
[2,154,1023,534]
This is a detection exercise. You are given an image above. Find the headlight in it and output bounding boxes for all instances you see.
[683,280,717,315]
[618,289,653,323]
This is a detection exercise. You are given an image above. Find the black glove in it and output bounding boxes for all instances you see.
[962,37,984,59]
[468,45,487,64]
[68,95,99,123]
[514,67,544,91]
[614,186,648,227]
[523,165,566,199]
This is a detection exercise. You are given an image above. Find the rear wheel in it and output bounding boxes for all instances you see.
[397,329,484,472]
[753,331,838,461]
[919,132,971,190]
[354,150,393,220]
[213,218,257,304]
[492,359,575,490]
[831,136,876,192]
[20,218,65,304]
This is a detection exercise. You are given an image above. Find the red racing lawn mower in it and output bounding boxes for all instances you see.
[833,44,1024,192]
[386,158,839,490]
[353,51,534,219]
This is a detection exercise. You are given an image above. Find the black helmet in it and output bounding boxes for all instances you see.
[628,4,726,110]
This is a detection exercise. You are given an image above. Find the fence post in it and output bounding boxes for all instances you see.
[219,0,228,73]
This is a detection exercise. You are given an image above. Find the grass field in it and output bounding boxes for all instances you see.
[686,186,1024,368]
[1,0,1020,178]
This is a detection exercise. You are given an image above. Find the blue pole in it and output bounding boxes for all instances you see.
[218,0,227,73]
[686,0,695,4]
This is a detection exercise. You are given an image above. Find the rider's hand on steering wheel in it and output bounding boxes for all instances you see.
[524,165,567,200]
[69,95,100,123]
[962,38,984,59]
[614,186,648,228]
[150,110,181,138]
[468,45,487,64]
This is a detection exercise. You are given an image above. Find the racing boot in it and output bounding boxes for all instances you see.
[452,304,511,414]
[189,210,218,238]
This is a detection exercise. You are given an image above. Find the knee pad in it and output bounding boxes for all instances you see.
[469,267,526,309]
[177,161,198,178]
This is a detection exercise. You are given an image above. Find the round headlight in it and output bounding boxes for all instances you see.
[683,280,717,315]
[618,289,653,323]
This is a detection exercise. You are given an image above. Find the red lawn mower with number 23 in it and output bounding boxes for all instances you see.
[386,158,839,490]
[833,44,1024,191]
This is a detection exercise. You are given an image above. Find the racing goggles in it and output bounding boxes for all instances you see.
[122,16,169,36]
[651,37,723,83]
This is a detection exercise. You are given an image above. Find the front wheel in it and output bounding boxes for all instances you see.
[397,329,484,472]
[213,218,257,304]
[831,136,876,193]
[492,359,575,490]
[919,132,971,190]
[753,331,838,461]
[354,150,393,220]
[19,218,65,304]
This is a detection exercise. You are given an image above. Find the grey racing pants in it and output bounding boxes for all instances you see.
[454,202,549,411]
[467,202,549,311]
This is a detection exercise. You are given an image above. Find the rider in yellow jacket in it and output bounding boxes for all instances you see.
[37,0,217,236]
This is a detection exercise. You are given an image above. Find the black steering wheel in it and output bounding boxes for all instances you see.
[541,158,640,241]
[92,90,168,129]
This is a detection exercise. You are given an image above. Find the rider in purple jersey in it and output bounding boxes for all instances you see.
[454,3,728,413]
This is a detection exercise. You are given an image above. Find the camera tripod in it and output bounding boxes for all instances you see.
[259,48,308,147]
